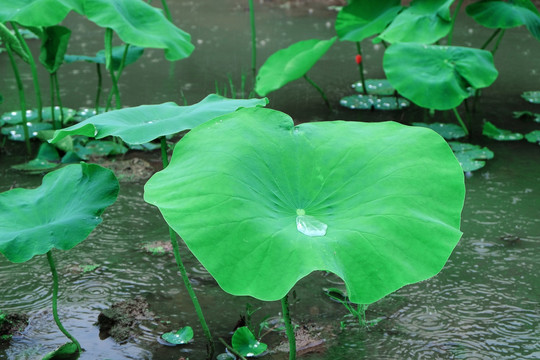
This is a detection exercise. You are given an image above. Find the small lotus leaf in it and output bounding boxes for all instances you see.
[352,79,395,95]
[0,163,119,263]
[39,25,71,74]
[525,130,540,144]
[1,122,53,141]
[340,94,410,110]
[11,143,60,173]
[75,140,128,159]
[232,327,267,357]
[50,94,268,145]
[522,91,540,104]
[144,107,465,304]
[384,43,498,110]
[482,121,524,141]
[161,326,193,345]
[255,37,337,96]
[413,122,467,140]
[0,0,82,27]
[335,0,402,42]
[376,0,454,44]
[1,109,40,124]
[42,341,80,360]
[466,0,540,41]
[449,142,494,172]
[513,111,540,123]
[65,46,144,71]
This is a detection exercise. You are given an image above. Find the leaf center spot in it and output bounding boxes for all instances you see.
[296,208,306,216]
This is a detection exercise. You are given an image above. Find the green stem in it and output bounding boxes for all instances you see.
[452,107,469,136]
[281,293,296,360]
[355,42,367,95]
[5,43,31,155]
[447,0,464,46]
[491,29,505,56]
[161,0,172,21]
[95,64,103,114]
[249,0,257,87]
[46,251,82,353]
[218,338,248,360]
[104,29,121,111]
[49,73,57,130]
[105,44,130,110]
[303,74,332,110]
[160,136,215,359]
[481,28,501,50]
[11,22,43,122]
[53,73,65,127]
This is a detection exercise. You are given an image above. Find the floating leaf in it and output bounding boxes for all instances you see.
[482,121,523,141]
[525,130,540,144]
[0,163,119,263]
[513,111,540,123]
[76,140,128,159]
[39,25,71,74]
[384,43,498,110]
[161,326,193,345]
[144,107,465,304]
[466,0,540,41]
[65,45,144,71]
[50,94,268,145]
[412,122,467,140]
[335,0,402,42]
[232,327,267,357]
[352,79,395,95]
[521,91,540,104]
[41,341,80,360]
[1,107,76,125]
[11,143,60,173]
[376,0,454,44]
[340,94,410,110]
[1,122,53,141]
[255,37,337,96]
[449,142,494,172]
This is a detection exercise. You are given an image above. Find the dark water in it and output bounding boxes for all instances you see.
[1,1,539,359]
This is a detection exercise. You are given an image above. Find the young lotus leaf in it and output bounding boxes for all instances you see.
[482,121,523,141]
[466,0,540,41]
[339,94,410,110]
[513,111,540,123]
[449,142,494,172]
[521,91,540,104]
[50,94,268,145]
[65,45,144,71]
[0,0,81,27]
[525,130,540,145]
[335,0,402,42]
[0,163,119,263]
[144,107,465,304]
[1,122,53,141]
[352,79,395,96]
[412,122,467,140]
[0,23,29,63]
[255,37,337,96]
[11,142,60,173]
[161,326,193,345]
[41,341,79,360]
[1,107,76,125]
[375,0,454,44]
[232,327,267,357]
[39,25,71,74]
[383,43,498,110]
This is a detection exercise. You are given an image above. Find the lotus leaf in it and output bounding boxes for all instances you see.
[340,94,410,110]
[232,327,267,357]
[65,46,144,71]
[82,140,128,157]
[352,79,395,96]
[513,111,540,123]
[449,142,494,172]
[383,43,498,110]
[11,143,60,173]
[466,0,540,41]
[42,342,79,360]
[482,121,523,141]
[1,122,53,141]
[144,107,465,304]
[412,122,467,140]
[525,130,540,144]
[255,37,337,96]
[376,0,454,44]
[39,25,71,74]
[161,326,193,345]
[522,91,540,104]
[0,0,82,27]
[0,163,119,263]
[335,0,402,42]
[50,94,268,145]
[1,107,76,125]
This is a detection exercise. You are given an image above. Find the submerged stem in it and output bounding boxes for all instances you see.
[355,42,367,95]
[303,74,332,110]
[281,293,296,360]
[452,107,469,136]
[46,251,82,353]
[447,0,464,46]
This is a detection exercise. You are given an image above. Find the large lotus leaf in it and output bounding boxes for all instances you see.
[144,107,465,304]
[0,0,82,27]
[65,45,144,71]
[383,43,498,110]
[255,37,337,96]
[466,0,540,41]
[525,130,540,144]
[413,122,467,140]
[482,121,523,141]
[50,94,268,145]
[0,163,119,263]
[78,0,193,61]
[449,142,494,172]
[335,0,402,42]
[39,25,71,74]
[376,0,454,44]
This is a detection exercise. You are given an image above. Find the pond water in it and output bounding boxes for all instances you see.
[1,1,540,359]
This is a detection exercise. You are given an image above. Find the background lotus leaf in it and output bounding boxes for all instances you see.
[383,43,498,110]
[335,0,402,42]
[466,0,540,41]
[525,130,540,144]
[339,94,409,110]
[482,121,524,140]
[65,45,144,71]
[50,94,268,145]
[449,142,494,172]
[0,163,119,263]
[375,0,454,44]
[255,37,337,96]
[144,107,465,304]
[352,79,395,96]
[413,122,467,140]
[522,90,540,103]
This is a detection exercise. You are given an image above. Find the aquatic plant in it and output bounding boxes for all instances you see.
[144,107,466,359]
[0,163,119,358]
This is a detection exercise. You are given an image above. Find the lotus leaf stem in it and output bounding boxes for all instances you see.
[53,73,65,127]
[447,0,464,46]
[303,74,332,110]
[491,29,506,56]
[46,250,82,353]
[355,42,367,95]
[249,0,257,86]
[49,74,58,129]
[281,293,296,360]
[5,42,31,155]
[160,136,215,359]
[481,28,501,50]
[161,0,172,22]
[95,63,103,114]
[104,29,121,111]
[105,43,130,111]
[452,107,469,136]
[218,338,248,360]
[11,22,43,122]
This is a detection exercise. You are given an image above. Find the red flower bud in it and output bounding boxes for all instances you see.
[355,54,362,64]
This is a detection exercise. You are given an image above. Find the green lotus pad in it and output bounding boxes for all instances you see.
[161,326,193,345]
[1,122,53,141]
[521,91,540,104]
[232,327,267,357]
[513,111,540,123]
[144,107,465,304]
[413,122,467,140]
[340,94,410,110]
[11,143,60,173]
[352,79,395,96]
[449,142,494,172]
[0,163,119,263]
[50,94,268,145]
[1,107,76,125]
[65,45,144,71]
[482,121,523,141]
[525,130,540,145]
